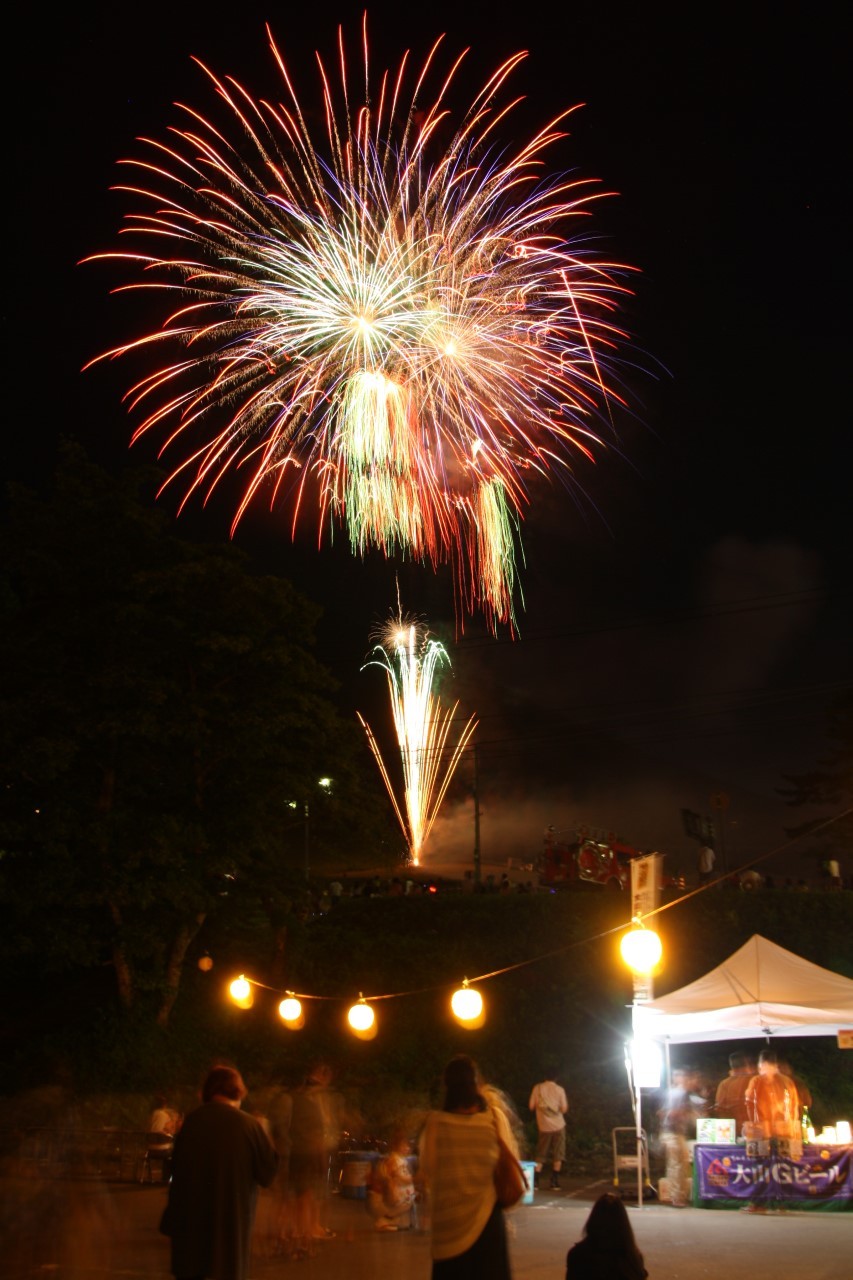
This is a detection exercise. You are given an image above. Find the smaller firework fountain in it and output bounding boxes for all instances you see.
[359,612,477,866]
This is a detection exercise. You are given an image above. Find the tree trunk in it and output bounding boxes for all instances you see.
[107,897,135,1009]
[156,914,206,1027]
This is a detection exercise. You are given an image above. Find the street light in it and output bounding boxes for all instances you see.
[291,776,333,881]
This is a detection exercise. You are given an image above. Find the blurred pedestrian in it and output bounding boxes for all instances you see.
[565,1192,647,1280]
[419,1054,515,1279]
[529,1070,568,1189]
[265,1079,297,1256]
[161,1064,277,1280]
[482,1083,526,1166]
[687,1066,712,1118]
[658,1067,695,1208]
[289,1062,343,1253]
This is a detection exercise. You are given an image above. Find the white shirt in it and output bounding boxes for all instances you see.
[149,1107,177,1136]
[529,1080,567,1132]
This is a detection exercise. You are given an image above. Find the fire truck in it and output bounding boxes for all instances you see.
[538,828,682,892]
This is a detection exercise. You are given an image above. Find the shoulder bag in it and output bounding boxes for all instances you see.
[491,1114,527,1209]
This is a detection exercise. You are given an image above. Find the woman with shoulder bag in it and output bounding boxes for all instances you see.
[419,1054,516,1279]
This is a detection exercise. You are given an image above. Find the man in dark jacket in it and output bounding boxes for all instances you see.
[163,1065,277,1280]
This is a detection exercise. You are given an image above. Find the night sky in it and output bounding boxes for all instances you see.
[10,3,850,882]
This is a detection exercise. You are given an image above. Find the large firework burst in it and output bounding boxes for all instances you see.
[86,19,634,628]
[358,613,477,865]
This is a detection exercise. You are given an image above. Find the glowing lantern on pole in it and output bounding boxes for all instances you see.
[620,922,662,1212]
[620,923,662,975]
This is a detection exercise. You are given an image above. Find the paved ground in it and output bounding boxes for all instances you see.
[1,1176,849,1279]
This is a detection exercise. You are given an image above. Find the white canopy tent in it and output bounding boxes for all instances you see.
[632,934,853,1045]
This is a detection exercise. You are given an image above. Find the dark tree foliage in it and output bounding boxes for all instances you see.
[779,690,853,868]
[0,442,397,1032]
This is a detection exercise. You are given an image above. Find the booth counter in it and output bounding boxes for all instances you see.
[693,1142,853,1211]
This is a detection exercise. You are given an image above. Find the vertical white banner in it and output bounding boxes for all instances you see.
[630,854,662,1002]
[631,852,661,921]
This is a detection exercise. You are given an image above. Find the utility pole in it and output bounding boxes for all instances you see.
[301,777,331,883]
[472,742,481,884]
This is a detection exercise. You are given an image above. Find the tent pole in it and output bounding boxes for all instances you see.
[636,1072,643,1208]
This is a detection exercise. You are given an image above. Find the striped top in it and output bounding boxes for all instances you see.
[419,1108,512,1260]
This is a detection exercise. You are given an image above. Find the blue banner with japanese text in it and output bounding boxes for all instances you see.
[695,1144,852,1209]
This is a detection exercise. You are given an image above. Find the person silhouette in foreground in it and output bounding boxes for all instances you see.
[419,1054,515,1279]
[163,1064,277,1280]
[565,1192,648,1280]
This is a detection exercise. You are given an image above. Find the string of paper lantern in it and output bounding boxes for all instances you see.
[213,813,853,1038]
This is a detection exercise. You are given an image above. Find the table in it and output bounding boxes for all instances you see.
[4,1128,152,1180]
[694,1142,852,1211]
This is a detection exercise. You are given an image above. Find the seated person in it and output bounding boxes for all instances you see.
[368,1130,417,1231]
[148,1094,181,1145]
